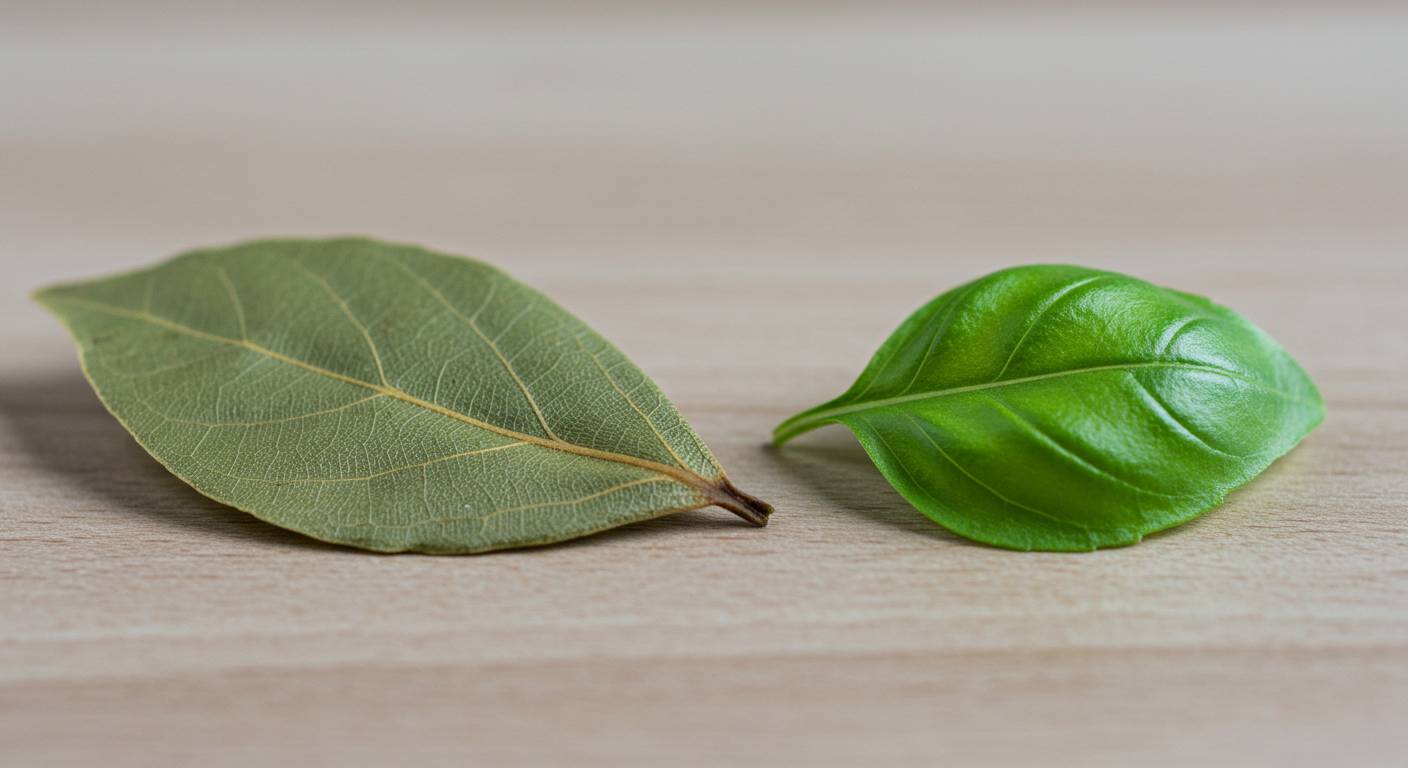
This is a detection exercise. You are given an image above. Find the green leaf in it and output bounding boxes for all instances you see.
[774,265,1323,551]
[36,238,771,553]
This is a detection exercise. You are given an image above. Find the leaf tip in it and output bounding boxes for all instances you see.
[29,285,57,308]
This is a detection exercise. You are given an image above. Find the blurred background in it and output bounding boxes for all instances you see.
[10,5,1408,253]
[6,3,1405,355]
[4,4,1407,765]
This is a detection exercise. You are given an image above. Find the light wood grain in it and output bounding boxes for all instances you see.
[2,5,1406,766]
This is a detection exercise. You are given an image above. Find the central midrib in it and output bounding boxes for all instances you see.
[777,360,1308,438]
[51,295,723,499]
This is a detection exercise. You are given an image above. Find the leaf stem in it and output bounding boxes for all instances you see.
[772,408,833,446]
[708,478,773,526]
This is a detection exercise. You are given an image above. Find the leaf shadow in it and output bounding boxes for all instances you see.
[536,508,758,554]
[0,368,349,552]
[0,367,759,555]
[760,426,972,546]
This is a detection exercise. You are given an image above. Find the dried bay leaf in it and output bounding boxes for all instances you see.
[37,238,771,553]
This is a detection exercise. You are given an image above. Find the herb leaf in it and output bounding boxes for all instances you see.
[36,238,771,553]
[774,265,1323,551]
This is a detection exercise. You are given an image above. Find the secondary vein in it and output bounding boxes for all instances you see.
[381,257,562,442]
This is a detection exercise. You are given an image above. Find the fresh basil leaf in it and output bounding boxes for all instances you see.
[36,238,771,553]
[774,265,1323,551]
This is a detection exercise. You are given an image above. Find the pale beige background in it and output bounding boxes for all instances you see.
[2,3,1406,766]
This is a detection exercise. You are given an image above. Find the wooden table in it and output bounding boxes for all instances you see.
[3,5,1405,765]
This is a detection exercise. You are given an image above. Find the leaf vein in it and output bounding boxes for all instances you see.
[197,441,529,485]
[48,296,726,499]
[291,260,390,386]
[367,476,678,531]
[984,394,1196,500]
[380,258,562,441]
[570,330,694,471]
[990,274,1111,382]
[1125,373,1252,460]
[899,413,1094,536]
[212,266,249,341]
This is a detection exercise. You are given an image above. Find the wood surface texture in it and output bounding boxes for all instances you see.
[2,5,1405,766]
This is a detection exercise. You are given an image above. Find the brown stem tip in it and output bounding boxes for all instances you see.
[709,478,774,527]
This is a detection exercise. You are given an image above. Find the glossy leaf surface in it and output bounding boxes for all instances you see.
[38,238,770,553]
[775,265,1323,551]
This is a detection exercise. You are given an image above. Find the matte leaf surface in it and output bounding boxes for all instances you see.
[775,265,1323,551]
[38,238,771,553]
